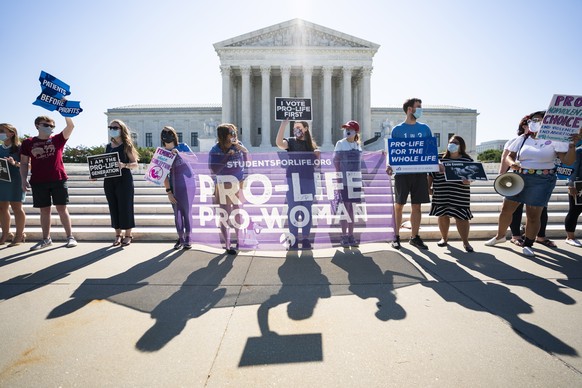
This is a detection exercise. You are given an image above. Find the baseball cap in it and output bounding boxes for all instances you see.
[341,120,360,132]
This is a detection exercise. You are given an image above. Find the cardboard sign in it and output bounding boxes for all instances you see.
[275,97,312,121]
[575,181,582,206]
[32,71,83,117]
[87,153,122,179]
[144,147,176,185]
[538,94,582,143]
[388,137,439,173]
[442,161,488,181]
[0,158,11,182]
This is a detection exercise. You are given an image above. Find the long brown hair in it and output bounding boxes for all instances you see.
[296,121,317,151]
[109,119,139,162]
[216,123,238,153]
[0,123,20,154]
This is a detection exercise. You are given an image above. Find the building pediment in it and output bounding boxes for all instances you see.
[214,18,379,51]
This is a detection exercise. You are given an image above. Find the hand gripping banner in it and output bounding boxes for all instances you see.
[158,150,395,250]
[32,71,83,117]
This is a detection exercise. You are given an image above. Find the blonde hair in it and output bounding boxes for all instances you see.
[109,119,139,162]
[0,123,20,154]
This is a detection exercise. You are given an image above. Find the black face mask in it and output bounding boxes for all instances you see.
[161,133,175,143]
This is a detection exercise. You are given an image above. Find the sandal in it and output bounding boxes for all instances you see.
[437,239,448,247]
[121,236,133,246]
[536,238,557,248]
[0,232,14,245]
[112,235,122,247]
[510,238,524,247]
[8,233,26,247]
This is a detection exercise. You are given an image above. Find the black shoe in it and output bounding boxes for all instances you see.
[437,239,448,247]
[226,248,237,255]
[174,240,183,250]
[409,235,428,250]
[301,239,312,250]
[288,241,299,251]
[464,244,474,252]
[391,236,401,250]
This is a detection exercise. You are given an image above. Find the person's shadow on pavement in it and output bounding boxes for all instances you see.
[239,249,331,366]
[404,247,578,356]
[135,253,235,352]
[331,248,411,321]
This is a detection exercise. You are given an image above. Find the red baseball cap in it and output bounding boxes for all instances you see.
[341,120,360,132]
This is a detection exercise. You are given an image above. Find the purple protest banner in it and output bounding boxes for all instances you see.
[170,151,395,250]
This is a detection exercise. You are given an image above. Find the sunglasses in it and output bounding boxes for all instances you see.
[108,126,121,130]
[39,123,55,129]
[229,131,237,136]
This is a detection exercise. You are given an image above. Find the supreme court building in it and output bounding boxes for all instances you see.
[106,19,478,153]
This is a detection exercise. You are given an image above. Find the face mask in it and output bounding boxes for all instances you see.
[0,133,7,141]
[528,121,542,133]
[343,129,355,138]
[39,126,54,135]
[161,133,174,143]
[447,143,459,153]
[294,127,304,138]
[109,129,120,138]
[413,108,423,119]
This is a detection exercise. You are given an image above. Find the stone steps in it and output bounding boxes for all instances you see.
[8,164,573,242]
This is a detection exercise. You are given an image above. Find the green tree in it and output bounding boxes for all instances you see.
[477,149,503,163]
[137,147,156,164]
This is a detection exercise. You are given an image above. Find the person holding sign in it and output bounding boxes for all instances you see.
[209,124,249,255]
[428,135,474,252]
[386,98,433,250]
[276,119,320,250]
[104,120,139,247]
[486,111,580,257]
[20,116,77,250]
[161,126,196,250]
[333,120,362,247]
[0,123,26,246]
[499,117,551,247]
[564,142,582,247]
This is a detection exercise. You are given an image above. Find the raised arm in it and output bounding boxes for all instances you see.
[276,119,289,150]
[61,117,75,140]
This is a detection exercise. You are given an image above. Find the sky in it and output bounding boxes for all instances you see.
[1,0,581,148]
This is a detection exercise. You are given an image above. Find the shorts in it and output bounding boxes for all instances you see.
[31,180,69,208]
[394,174,430,205]
[505,173,556,207]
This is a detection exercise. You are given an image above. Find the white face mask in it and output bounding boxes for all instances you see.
[447,143,459,153]
[0,133,7,141]
[343,129,355,138]
[528,121,542,133]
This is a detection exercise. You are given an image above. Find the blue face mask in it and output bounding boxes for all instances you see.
[0,133,7,141]
[39,126,54,135]
[447,143,459,153]
[109,129,120,138]
[413,107,423,119]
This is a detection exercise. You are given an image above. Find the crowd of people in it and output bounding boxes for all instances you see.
[1,101,581,256]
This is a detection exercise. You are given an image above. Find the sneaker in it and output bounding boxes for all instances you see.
[30,238,52,251]
[226,248,237,255]
[301,239,312,250]
[522,246,535,257]
[565,238,582,247]
[391,236,401,250]
[340,235,350,248]
[484,237,506,246]
[174,239,183,250]
[66,236,78,248]
[409,235,428,250]
[348,235,359,247]
[183,244,192,250]
[287,241,299,251]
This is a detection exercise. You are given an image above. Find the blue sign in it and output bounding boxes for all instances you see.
[388,137,439,173]
[32,71,83,117]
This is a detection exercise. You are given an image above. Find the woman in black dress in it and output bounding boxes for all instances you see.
[104,120,139,246]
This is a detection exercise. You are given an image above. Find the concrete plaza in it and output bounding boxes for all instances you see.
[0,239,581,387]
